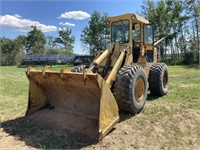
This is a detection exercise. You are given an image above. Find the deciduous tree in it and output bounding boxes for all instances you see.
[26,26,46,54]
[54,28,75,55]
[81,11,109,55]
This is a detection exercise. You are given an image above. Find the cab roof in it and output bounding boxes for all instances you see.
[108,13,149,24]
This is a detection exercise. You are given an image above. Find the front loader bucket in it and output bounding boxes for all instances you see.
[25,68,119,140]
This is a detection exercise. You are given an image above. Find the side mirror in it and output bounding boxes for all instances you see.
[135,23,140,32]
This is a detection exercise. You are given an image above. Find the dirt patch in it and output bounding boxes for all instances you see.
[84,108,200,150]
[1,108,200,149]
[0,129,36,150]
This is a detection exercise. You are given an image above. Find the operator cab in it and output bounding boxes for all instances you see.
[108,14,154,64]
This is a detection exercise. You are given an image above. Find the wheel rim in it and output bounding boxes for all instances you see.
[163,71,168,88]
[135,78,145,102]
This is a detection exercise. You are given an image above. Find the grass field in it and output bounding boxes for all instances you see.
[0,65,200,149]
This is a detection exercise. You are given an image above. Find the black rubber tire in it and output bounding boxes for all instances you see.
[71,65,86,72]
[148,63,169,96]
[113,65,147,114]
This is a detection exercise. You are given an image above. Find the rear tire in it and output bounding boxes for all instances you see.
[114,65,147,114]
[148,63,169,96]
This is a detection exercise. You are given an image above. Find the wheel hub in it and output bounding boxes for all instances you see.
[135,78,144,102]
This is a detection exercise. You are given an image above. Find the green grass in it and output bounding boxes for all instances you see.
[0,65,200,149]
[0,65,73,121]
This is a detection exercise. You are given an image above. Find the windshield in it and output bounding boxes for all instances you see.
[111,20,130,43]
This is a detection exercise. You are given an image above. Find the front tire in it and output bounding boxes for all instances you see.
[113,65,147,114]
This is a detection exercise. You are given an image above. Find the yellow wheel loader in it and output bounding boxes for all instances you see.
[25,13,169,141]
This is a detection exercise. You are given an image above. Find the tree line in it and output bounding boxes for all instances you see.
[81,1,199,65]
[1,0,199,66]
[0,26,75,65]
[141,0,200,64]
[0,10,108,66]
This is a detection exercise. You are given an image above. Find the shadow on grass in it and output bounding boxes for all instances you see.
[146,93,160,101]
[119,93,161,122]
[1,117,96,149]
[1,94,163,149]
[119,111,133,122]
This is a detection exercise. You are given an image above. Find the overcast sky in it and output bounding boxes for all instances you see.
[0,0,143,54]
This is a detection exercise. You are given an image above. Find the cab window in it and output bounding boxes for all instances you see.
[132,23,141,42]
[111,20,130,43]
[144,25,153,44]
